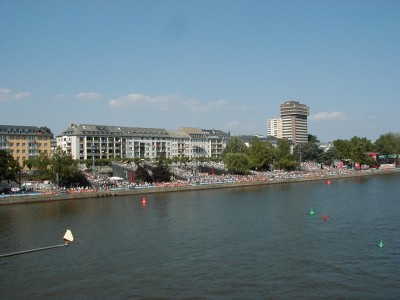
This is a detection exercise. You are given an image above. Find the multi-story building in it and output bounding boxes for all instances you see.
[0,125,53,169]
[125,127,170,159]
[268,101,309,145]
[57,124,172,161]
[57,124,230,161]
[177,127,209,158]
[280,101,309,144]
[202,129,231,158]
[267,101,309,145]
[167,130,191,158]
[267,118,283,139]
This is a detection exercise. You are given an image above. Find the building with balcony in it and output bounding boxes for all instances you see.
[202,129,231,158]
[167,130,191,158]
[57,124,231,161]
[178,127,209,158]
[57,124,171,161]
[0,125,53,169]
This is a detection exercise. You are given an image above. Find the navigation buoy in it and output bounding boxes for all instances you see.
[142,197,147,206]
[378,240,384,248]
[323,215,328,221]
[327,179,331,185]
[309,208,315,216]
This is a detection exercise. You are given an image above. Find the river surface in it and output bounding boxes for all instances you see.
[1,173,399,299]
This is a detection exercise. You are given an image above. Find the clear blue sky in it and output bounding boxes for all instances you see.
[1,0,399,142]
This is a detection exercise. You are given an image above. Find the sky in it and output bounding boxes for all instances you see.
[0,0,399,142]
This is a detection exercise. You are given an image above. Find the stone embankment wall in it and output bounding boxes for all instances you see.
[1,170,395,206]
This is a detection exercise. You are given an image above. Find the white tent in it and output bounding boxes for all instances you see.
[109,176,124,181]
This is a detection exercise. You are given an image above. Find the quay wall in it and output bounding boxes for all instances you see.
[0,169,398,206]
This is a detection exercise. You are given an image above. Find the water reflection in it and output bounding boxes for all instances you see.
[1,173,399,299]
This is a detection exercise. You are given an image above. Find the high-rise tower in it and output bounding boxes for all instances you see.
[280,101,309,144]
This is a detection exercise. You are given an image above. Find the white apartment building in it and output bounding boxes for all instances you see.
[167,130,191,158]
[267,118,283,139]
[202,129,230,158]
[56,124,230,161]
[178,127,210,158]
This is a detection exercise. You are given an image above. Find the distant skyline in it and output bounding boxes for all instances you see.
[1,0,399,142]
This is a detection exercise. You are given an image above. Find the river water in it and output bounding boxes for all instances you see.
[1,173,399,299]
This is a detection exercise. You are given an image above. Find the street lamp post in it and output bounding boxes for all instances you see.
[298,144,302,168]
[91,139,97,173]
[92,142,95,170]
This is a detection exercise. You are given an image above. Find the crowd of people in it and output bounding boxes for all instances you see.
[167,161,376,186]
[1,160,381,198]
[101,161,379,190]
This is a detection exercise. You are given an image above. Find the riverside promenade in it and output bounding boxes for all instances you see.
[1,168,398,205]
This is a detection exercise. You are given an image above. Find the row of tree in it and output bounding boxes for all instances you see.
[0,147,174,187]
[1,132,399,186]
[0,148,90,188]
[221,132,400,174]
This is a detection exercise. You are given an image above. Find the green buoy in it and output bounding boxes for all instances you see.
[378,240,384,248]
[309,208,315,216]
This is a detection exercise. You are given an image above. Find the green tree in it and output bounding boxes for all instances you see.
[223,153,250,175]
[274,139,298,171]
[23,157,35,170]
[322,148,336,166]
[222,136,247,157]
[274,157,298,171]
[51,147,89,187]
[297,143,324,163]
[0,150,21,183]
[350,136,374,152]
[308,134,320,143]
[332,139,352,161]
[179,155,190,165]
[152,163,172,182]
[349,136,374,166]
[33,152,52,180]
[171,156,180,164]
[374,132,400,164]
[135,165,153,183]
[247,137,275,171]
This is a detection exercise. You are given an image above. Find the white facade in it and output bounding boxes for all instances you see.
[179,127,210,158]
[166,130,191,158]
[267,118,282,138]
[57,124,230,161]
[202,129,230,158]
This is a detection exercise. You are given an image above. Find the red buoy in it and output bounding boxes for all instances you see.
[327,180,331,185]
[323,215,328,221]
[142,196,147,206]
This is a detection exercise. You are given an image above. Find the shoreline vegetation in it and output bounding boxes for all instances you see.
[1,168,398,206]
